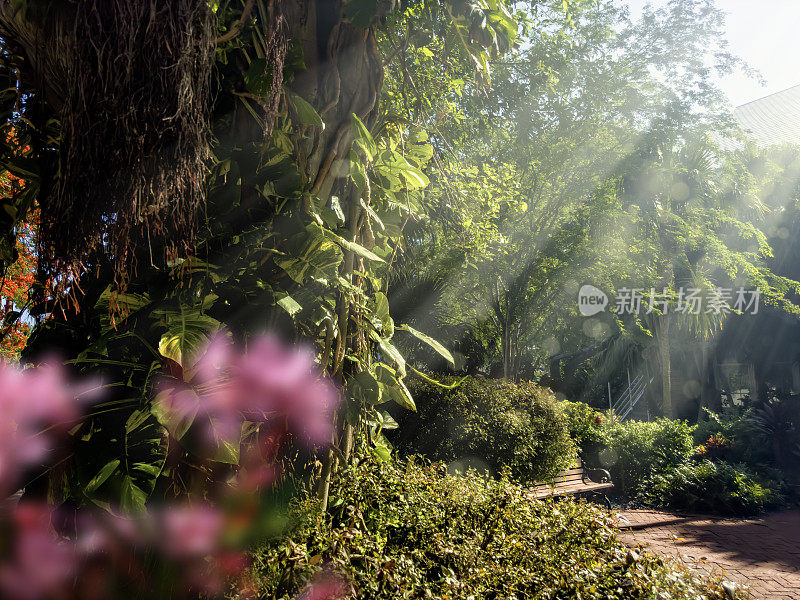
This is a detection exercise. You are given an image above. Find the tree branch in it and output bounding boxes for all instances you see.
[214,0,256,45]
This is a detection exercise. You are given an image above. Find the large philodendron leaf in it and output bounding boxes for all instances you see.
[275,224,344,284]
[155,303,220,375]
[152,387,199,441]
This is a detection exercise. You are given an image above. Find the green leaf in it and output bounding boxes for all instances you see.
[373,292,390,323]
[377,410,399,430]
[277,227,344,284]
[351,113,376,160]
[287,91,323,127]
[95,286,151,333]
[207,418,242,464]
[399,324,455,366]
[152,388,198,440]
[84,411,167,513]
[244,58,272,96]
[399,164,430,188]
[85,459,120,494]
[374,362,396,382]
[352,370,383,405]
[387,377,416,411]
[372,442,392,462]
[377,338,406,378]
[360,197,385,231]
[321,224,384,262]
[330,196,346,223]
[349,151,370,191]
[277,294,302,316]
[372,292,393,337]
[330,232,385,263]
[155,305,219,372]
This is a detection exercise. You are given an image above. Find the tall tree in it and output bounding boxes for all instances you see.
[0,0,520,510]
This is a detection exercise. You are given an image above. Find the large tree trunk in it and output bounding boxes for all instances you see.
[283,1,383,200]
[657,312,672,418]
[277,2,387,509]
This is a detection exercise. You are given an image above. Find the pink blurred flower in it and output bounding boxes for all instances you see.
[0,361,88,495]
[159,504,225,559]
[158,334,339,453]
[234,335,339,445]
[0,502,76,600]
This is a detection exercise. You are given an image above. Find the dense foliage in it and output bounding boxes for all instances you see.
[639,460,784,516]
[696,397,800,470]
[0,0,796,595]
[560,400,792,515]
[254,456,748,599]
[562,399,611,462]
[393,375,576,483]
[0,0,527,514]
[601,419,697,496]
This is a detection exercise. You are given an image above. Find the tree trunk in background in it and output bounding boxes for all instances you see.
[657,312,672,418]
[697,340,719,420]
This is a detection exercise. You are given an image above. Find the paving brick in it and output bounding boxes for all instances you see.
[617,509,800,600]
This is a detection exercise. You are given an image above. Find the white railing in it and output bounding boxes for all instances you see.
[611,373,654,420]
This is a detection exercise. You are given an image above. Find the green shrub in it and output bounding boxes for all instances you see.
[639,460,785,516]
[601,418,695,495]
[694,408,772,467]
[253,456,747,599]
[600,416,790,514]
[393,376,576,483]
[561,400,609,463]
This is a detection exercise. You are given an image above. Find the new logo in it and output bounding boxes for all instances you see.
[578,284,608,316]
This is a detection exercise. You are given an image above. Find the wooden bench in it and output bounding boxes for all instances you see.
[530,458,613,507]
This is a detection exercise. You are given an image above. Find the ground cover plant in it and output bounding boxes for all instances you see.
[639,460,783,515]
[254,455,750,599]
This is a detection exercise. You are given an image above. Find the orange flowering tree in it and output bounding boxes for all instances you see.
[0,172,36,359]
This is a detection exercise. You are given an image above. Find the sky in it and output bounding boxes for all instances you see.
[624,0,800,107]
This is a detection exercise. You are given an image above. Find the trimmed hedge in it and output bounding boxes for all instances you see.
[392,375,576,483]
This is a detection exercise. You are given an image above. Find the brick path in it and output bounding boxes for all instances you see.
[617,509,800,599]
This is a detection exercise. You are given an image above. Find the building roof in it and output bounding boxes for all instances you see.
[734,84,800,147]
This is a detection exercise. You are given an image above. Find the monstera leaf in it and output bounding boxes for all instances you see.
[83,410,168,512]
[155,303,220,374]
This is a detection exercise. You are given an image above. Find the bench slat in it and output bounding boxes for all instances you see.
[555,474,585,482]
[530,482,613,499]
[529,459,612,500]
